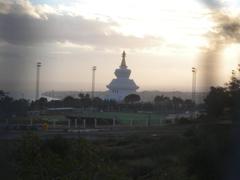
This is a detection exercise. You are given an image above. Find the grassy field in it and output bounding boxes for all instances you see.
[87,112,165,124]
[1,112,166,127]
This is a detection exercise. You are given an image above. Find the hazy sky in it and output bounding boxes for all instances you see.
[1,0,240,95]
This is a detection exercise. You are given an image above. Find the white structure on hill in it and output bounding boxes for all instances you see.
[106,51,139,101]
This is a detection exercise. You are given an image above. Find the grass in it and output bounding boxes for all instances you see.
[75,112,165,124]
[0,140,17,179]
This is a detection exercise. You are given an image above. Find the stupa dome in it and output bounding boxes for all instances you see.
[106,51,139,101]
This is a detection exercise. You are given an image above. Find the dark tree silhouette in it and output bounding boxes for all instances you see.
[63,96,76,107]
[11,99,29,116]
[31,97,48,110]
[204,87,229,117]
[0,90,30,117]
[154,95,165,104]
[78,93,84,99]
[0,95,14,117]
[124,94,141,104]
[172,96,184,112]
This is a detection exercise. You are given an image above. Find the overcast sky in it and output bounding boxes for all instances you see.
[1,0,240,96]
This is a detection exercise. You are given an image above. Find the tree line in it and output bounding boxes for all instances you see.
[0,91,197,120]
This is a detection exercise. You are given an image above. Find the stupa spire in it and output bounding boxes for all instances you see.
[120,51,127,68]
[106,50,139,101]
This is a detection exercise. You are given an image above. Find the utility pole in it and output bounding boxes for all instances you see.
[192,67,197,104]
[36,62,42,100]
[91,66,97,99]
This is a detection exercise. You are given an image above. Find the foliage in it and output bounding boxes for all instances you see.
[15,133,128,180]
[0,89,197,116]
[0,91,30,118]
[124,94,141,104]
[204,87,229,117]
[204,74,240,118]
[185,124,231,180]
[0,123,232,180]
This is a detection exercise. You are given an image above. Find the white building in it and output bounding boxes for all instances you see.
[106,51,139,101]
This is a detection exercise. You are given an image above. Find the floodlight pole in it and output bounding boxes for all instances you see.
[91,66,97,99]
[192,67,197,104]
[36,62,42,100]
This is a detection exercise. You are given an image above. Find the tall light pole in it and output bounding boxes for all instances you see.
[91,66,97,99]
[192,67,197,104]
[36,62,42,100]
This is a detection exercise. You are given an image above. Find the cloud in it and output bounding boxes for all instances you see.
[198,0,224,9]
[200,10,240,90]
[0,0,161,49]
[0,0,52,19]
[0,0,162,93]
[213,13,240,43]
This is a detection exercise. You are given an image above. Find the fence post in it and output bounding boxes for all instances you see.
[113,117,116,128]
[130,119,133,127]
[83,119,86,129]
[68,119,71,129]
[94,118,97,128]
[75,118,78,129]
[146,119,149,127]
[53,119,56,128]
[147,114,151,127]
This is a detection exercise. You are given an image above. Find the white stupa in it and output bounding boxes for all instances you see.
[106,51,139,101]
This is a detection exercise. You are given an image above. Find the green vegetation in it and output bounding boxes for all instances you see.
[80,112,164,124]
[0,90,29,119]
[0,123,232,180]
[0,89,196,125]
[204,73,240,119]
[124,94,141,104]
[12,133,127,180]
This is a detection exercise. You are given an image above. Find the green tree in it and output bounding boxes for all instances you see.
[11,99,29,116]
[227,74,240,92]
[0,94,14,117]
[184,99,194,109]
[154,95,171,113]
[78,93,84,99]
[172,96,184,112]
[92,97,103,108]
[0,90,7,98]
[124,94,141,104]
[204,87,229,117]
[63,96,76,107]
[81,94,92,109]
[154,95,166,104]
[226,74,240,122]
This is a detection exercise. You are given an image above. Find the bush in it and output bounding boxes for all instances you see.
[176,118,192,124]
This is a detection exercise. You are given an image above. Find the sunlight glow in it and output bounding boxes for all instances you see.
[221,43,240,81]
